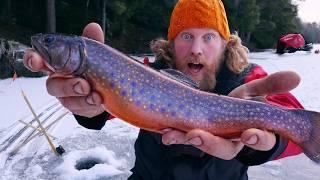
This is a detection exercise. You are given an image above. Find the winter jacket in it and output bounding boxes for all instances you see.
[74,60,303,180]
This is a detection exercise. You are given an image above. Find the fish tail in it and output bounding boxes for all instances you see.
[296,109,320,164]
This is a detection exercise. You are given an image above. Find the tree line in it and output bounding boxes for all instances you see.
[0,0,319,52]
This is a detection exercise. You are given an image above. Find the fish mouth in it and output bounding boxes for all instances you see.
[188,62,204,74]
[31,34,53,67]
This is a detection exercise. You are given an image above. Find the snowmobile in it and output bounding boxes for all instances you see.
[276,33,313,54]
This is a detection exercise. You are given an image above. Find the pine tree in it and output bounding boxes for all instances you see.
[234,0,260,45]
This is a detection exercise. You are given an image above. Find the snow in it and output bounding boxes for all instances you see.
[1,46,320,179]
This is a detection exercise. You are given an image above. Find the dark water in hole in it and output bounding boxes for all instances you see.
[75,158,103,170]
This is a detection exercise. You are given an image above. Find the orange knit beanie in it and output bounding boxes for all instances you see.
[168,0,230,41]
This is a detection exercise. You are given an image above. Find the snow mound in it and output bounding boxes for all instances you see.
[55,146,126,179]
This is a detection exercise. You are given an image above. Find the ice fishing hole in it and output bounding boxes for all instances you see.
[75,158,104,170]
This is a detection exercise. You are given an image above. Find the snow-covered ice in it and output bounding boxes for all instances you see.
[1,46,320,179]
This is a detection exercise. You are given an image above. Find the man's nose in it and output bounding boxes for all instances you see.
[190,39,203,56]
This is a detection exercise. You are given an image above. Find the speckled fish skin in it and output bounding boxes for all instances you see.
[31,34,320,163]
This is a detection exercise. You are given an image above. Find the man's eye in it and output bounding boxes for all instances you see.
[204,34,215,41]
[181,33,192,40]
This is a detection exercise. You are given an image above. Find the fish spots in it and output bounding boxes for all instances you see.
[160,107,166,114]
[135,100,141,106]
[110,72,116,78]
[149,104,156,110]
[150,95,156,101]
[120,78,126,84]
[110,82,116,89]
[178,104,185,112]
[120,90,127,97]
[139,89,145,95]
[130,81,137,88]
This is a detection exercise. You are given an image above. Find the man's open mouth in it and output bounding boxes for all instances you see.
[188,63,203,73]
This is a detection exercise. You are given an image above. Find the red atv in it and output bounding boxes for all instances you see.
[276,33,313,54]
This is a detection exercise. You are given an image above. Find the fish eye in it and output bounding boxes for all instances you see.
[43,35,55,45]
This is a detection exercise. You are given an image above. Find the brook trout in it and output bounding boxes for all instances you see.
[31,34,320,163]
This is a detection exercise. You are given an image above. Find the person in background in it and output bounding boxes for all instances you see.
[24,0,303,179]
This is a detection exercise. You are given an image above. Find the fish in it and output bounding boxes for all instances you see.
[31,33,320,163]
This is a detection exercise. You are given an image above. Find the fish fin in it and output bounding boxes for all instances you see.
[160,69,199,89]
[248,96,267,103]
[296,109,320,164]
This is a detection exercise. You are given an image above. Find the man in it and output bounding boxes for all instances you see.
[24,0,303,179]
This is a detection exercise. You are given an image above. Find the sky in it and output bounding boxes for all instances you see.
[294,0,320,23]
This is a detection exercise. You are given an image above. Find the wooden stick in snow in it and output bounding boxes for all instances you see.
[21,90,59,156]
[18,120,57,139]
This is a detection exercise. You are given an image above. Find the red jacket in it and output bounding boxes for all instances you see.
[244,66,303,159]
